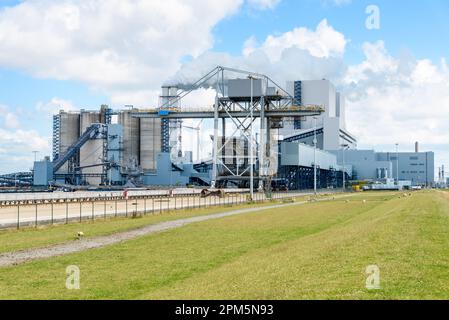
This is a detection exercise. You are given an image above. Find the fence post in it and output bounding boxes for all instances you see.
[51,202,54,225]
[92,202,94,221]
[17,204,20,230]
[104,200,107,219]
[144,198,147,215]
[66,202,69,224]
[79,202,82,223]
[35,203,38,228]
[126,199,128,217]
[115,199,118,217]
[159,198,162,214]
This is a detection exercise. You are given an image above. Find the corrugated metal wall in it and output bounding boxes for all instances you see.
[140,118,161,171]
[79,111,103,185]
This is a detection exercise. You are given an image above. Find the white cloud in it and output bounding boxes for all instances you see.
[248,0,281,10]
[36,97,77,116]
[172,19,347,88]
[0,105,51,174]
[4,112,20,129]
[342,41,449,162]
[244,19,347,61]
[0,0,243,105]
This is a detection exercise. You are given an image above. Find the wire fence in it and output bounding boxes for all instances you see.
[0,191,323,230]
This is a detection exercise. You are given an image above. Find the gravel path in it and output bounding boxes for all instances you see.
[0,196,347,268]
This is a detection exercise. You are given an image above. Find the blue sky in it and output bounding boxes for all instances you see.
[0,0,448,175]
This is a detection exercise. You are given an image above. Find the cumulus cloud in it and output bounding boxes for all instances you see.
[342,41,449,151]
[0,0,243,105]
[171,19,347,87]
[0,105,50,174]
[243,19,347,60]
[36,97,77,116]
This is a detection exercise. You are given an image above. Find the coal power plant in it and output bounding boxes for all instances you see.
[1,66,435,192]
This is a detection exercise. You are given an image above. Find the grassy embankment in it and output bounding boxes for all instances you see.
[2,191,449,300]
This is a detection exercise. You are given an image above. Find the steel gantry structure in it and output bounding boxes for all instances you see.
[133,66,324,192]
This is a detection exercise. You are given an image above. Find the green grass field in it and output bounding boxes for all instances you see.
[0,198,294,254]
[1,190,449,300]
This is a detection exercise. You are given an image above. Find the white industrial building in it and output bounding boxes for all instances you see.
[281,79,357,151]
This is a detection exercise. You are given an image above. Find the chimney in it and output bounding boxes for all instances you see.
[415,141,419,153]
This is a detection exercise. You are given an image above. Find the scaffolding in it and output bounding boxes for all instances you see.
[132,66,324,191]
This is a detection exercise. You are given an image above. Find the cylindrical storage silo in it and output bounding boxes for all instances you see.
[79,111,103,185]
[140,118,162,172]
[57,111,80,173]
[119,110,140,169]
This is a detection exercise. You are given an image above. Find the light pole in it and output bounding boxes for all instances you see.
[248,75,255,201]
[32,151,39,163]
[341,144,349,191]
[313,117,317,195]
[395,143,399,186]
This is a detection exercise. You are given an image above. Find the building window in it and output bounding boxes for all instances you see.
[410,156,419,160]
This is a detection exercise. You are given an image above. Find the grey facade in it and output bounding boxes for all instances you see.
[331,149,434,186]
[143,153,210,186]
[331,150,392,181]
[377,152,434,186]
[33,159,53,186]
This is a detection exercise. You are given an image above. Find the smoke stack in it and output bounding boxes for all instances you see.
[415,141,419,153]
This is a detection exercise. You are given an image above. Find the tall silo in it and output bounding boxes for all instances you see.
[79,110,103,185]
[140,118,162,172]
[118,109,140,169]
[55,111,80,173]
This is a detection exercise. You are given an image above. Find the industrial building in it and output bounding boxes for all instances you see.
[32,67,333,189]
[330,144,435,187]
[280,80,357,151]
[24,66,435,191]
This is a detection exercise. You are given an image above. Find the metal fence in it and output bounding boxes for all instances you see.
[0,191,323,230]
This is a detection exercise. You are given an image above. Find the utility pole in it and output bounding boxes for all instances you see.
[313,117,317,195]
[249,75,255,201]
[32,151,39,163]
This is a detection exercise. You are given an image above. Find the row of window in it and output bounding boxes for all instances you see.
[390,156,422,161]
[401,171,425,174]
